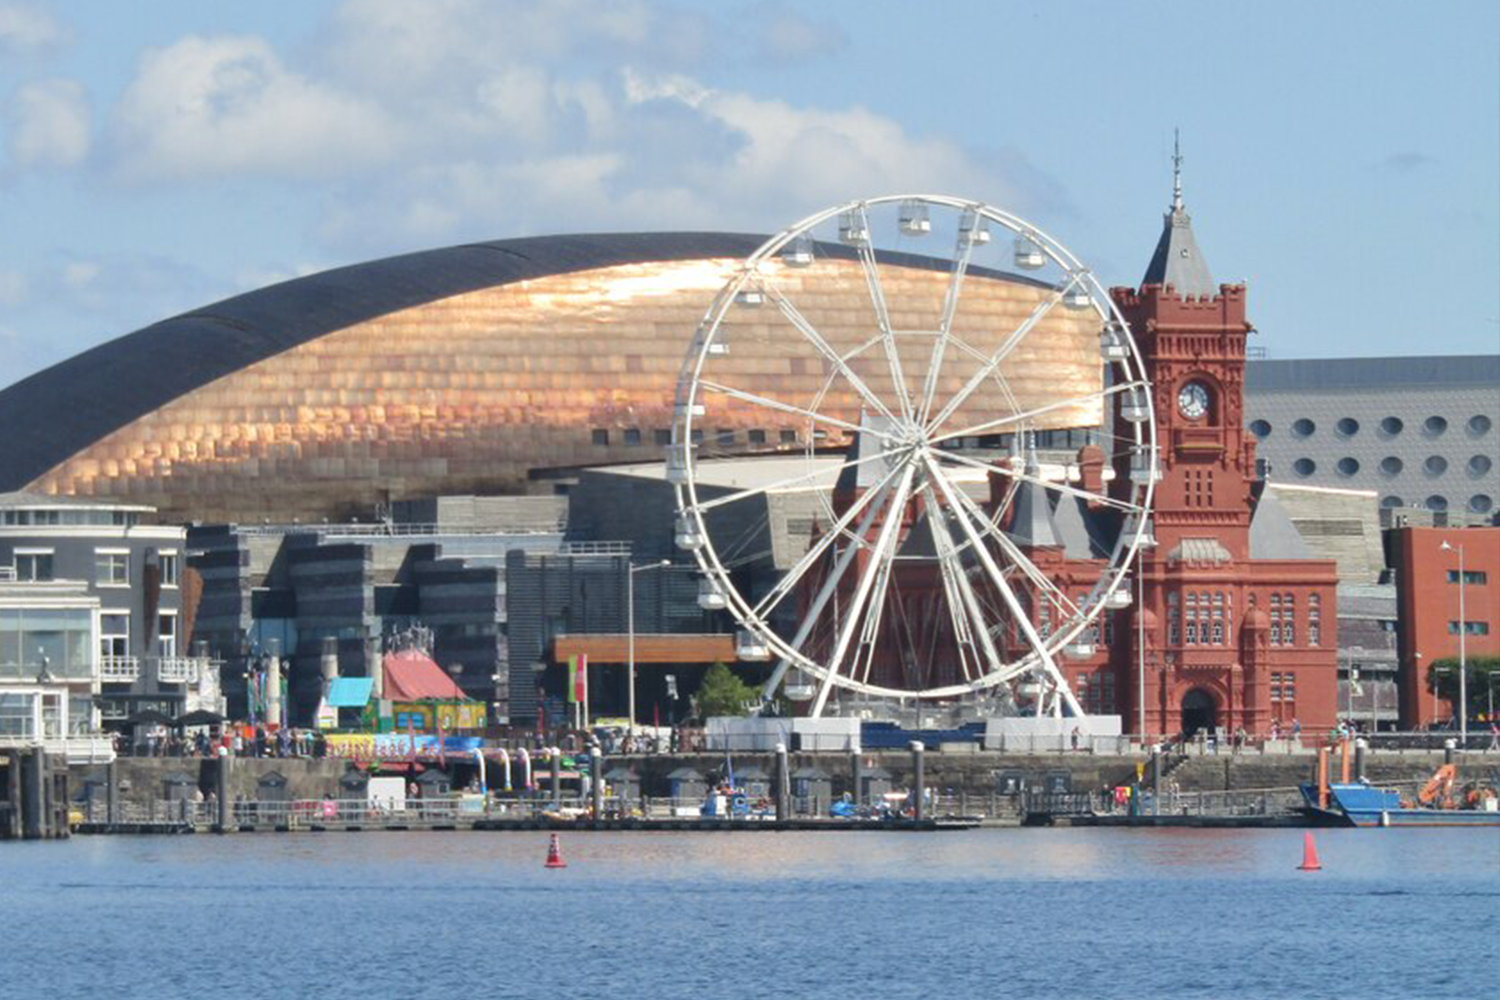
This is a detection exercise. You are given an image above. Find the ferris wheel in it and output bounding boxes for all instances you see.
[669,195,1157,718]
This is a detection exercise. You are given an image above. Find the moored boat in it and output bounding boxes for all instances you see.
[1300,780,1500,827]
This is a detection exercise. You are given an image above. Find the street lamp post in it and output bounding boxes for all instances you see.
[1441,540,1468,745]
[627,559,672,737]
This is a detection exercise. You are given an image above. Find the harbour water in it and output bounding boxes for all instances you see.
[2,829,1496,999]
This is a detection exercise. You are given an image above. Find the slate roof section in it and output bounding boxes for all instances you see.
[1248,492,1316,560]
[0,232,1050,494]
[1246,355,1500,391]
[1142,205,1216,298]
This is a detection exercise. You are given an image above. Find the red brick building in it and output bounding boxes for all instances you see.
[1092,171,1341,736]
[1391,526,1500,727]
[800,169,1344,735]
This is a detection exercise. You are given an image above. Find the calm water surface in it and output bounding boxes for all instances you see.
[2,828,1496,999]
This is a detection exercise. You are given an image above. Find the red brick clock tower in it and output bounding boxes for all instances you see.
[1101,145,1340,737]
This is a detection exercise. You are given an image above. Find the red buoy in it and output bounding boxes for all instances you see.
[1297,831,1322,871]
[544,832,567,869]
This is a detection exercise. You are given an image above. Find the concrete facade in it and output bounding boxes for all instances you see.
[0,492,208,723]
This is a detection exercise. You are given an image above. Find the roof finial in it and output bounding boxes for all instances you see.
[1171,128,1184,212]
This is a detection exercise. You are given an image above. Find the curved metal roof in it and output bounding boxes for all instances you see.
[0,231,1050,496]
[0,233,766,491]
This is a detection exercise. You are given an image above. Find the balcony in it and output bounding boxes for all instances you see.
[156,657,208,684]
[100,656,141,683]
[0,733,115,764]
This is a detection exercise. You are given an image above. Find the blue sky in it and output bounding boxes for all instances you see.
[1,0,1496,390]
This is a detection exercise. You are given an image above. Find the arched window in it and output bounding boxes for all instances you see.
[1168,591,1181,646]
[1308,594,1321,647]
[1282,593,1296,646]
[1270,593,1282,646]
[1211,592,1225,645]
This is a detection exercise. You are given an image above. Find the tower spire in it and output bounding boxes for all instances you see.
[1141,129,1215,298]
[1171,128,1184,212]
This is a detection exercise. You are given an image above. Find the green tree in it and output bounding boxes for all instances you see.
[694,661,759,718]
[1426,656,1500,719]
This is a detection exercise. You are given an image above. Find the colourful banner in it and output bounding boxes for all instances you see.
[568,653,588,704]
[324,732,484,761]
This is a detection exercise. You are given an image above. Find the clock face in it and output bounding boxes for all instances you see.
[1178,381,1209,420]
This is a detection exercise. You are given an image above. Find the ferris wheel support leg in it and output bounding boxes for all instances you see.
[919,482,1005,685]
[811,466,916,717]
[758,471,901,701]
[924,455,1086,719]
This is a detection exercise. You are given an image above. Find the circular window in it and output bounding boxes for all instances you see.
[1380,456,1404,475]
[1336,417,1360,437]
[1471,494,1495,514]
[1380,416,1404,437]
[1293,457,1317,477]
[1249,419,1272,439]
[1425,455,1448,475]
[1336,457,1360,476]
[1292,418,1316,438]
[1381,495,1404,509]
[1471,455,1493,475]
[1424,415,1448,437]
[1426,495,1449,512]
[1469,414,1492,436]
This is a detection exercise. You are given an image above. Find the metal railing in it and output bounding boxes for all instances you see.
[155,657,207,684]
[0,734,114,763]
[99,656,140,682]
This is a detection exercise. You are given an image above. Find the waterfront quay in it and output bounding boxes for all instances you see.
[28,739,1475,839]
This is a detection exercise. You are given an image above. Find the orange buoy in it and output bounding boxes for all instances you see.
[1297,831,1322,871]
[544,832,567,869]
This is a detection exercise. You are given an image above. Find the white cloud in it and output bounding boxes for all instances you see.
[0,268,26,305]
[8,78,90,167]
[0,2,61,52]
[62,260,99,289]
[110,34,397,182]
[748,5,846,64]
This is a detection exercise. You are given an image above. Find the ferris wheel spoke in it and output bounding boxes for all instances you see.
[928,445,1145,515]
[853,506,906,684]
[695,380,906,446]
[930,381,1143,448]
[915,232,977,427]
[924,275,1082,438]
[855,206,914,424]
[939,472,1083,620]
[750,457,905,620]
[924,455,1085,716]
[758,465,905,697]
[811,464,916,716]
[762,286,900,427]
[693,447,897,514]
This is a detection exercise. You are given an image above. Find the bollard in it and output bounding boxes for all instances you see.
[215,752,231,833]
[1151,744,1162,817]
[910,740,925,823]
[107,760,120,826]
[551,747,562,806]
[775,742,790,821]
[589,742,603,819]
[21,750,46,839]
[4,750,21,839]
[1443,738,1455,766]
[850,751,864,808]
[1354,738,1367,783]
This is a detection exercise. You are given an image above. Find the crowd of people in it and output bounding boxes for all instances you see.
[118,725,329,759]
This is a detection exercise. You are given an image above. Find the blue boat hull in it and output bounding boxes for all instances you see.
[1300,782,1500,827]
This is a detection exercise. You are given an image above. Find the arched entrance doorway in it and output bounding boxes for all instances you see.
[1181,689,1217,736]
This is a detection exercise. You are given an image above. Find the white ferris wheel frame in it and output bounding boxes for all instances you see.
[669,194,1158,717]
